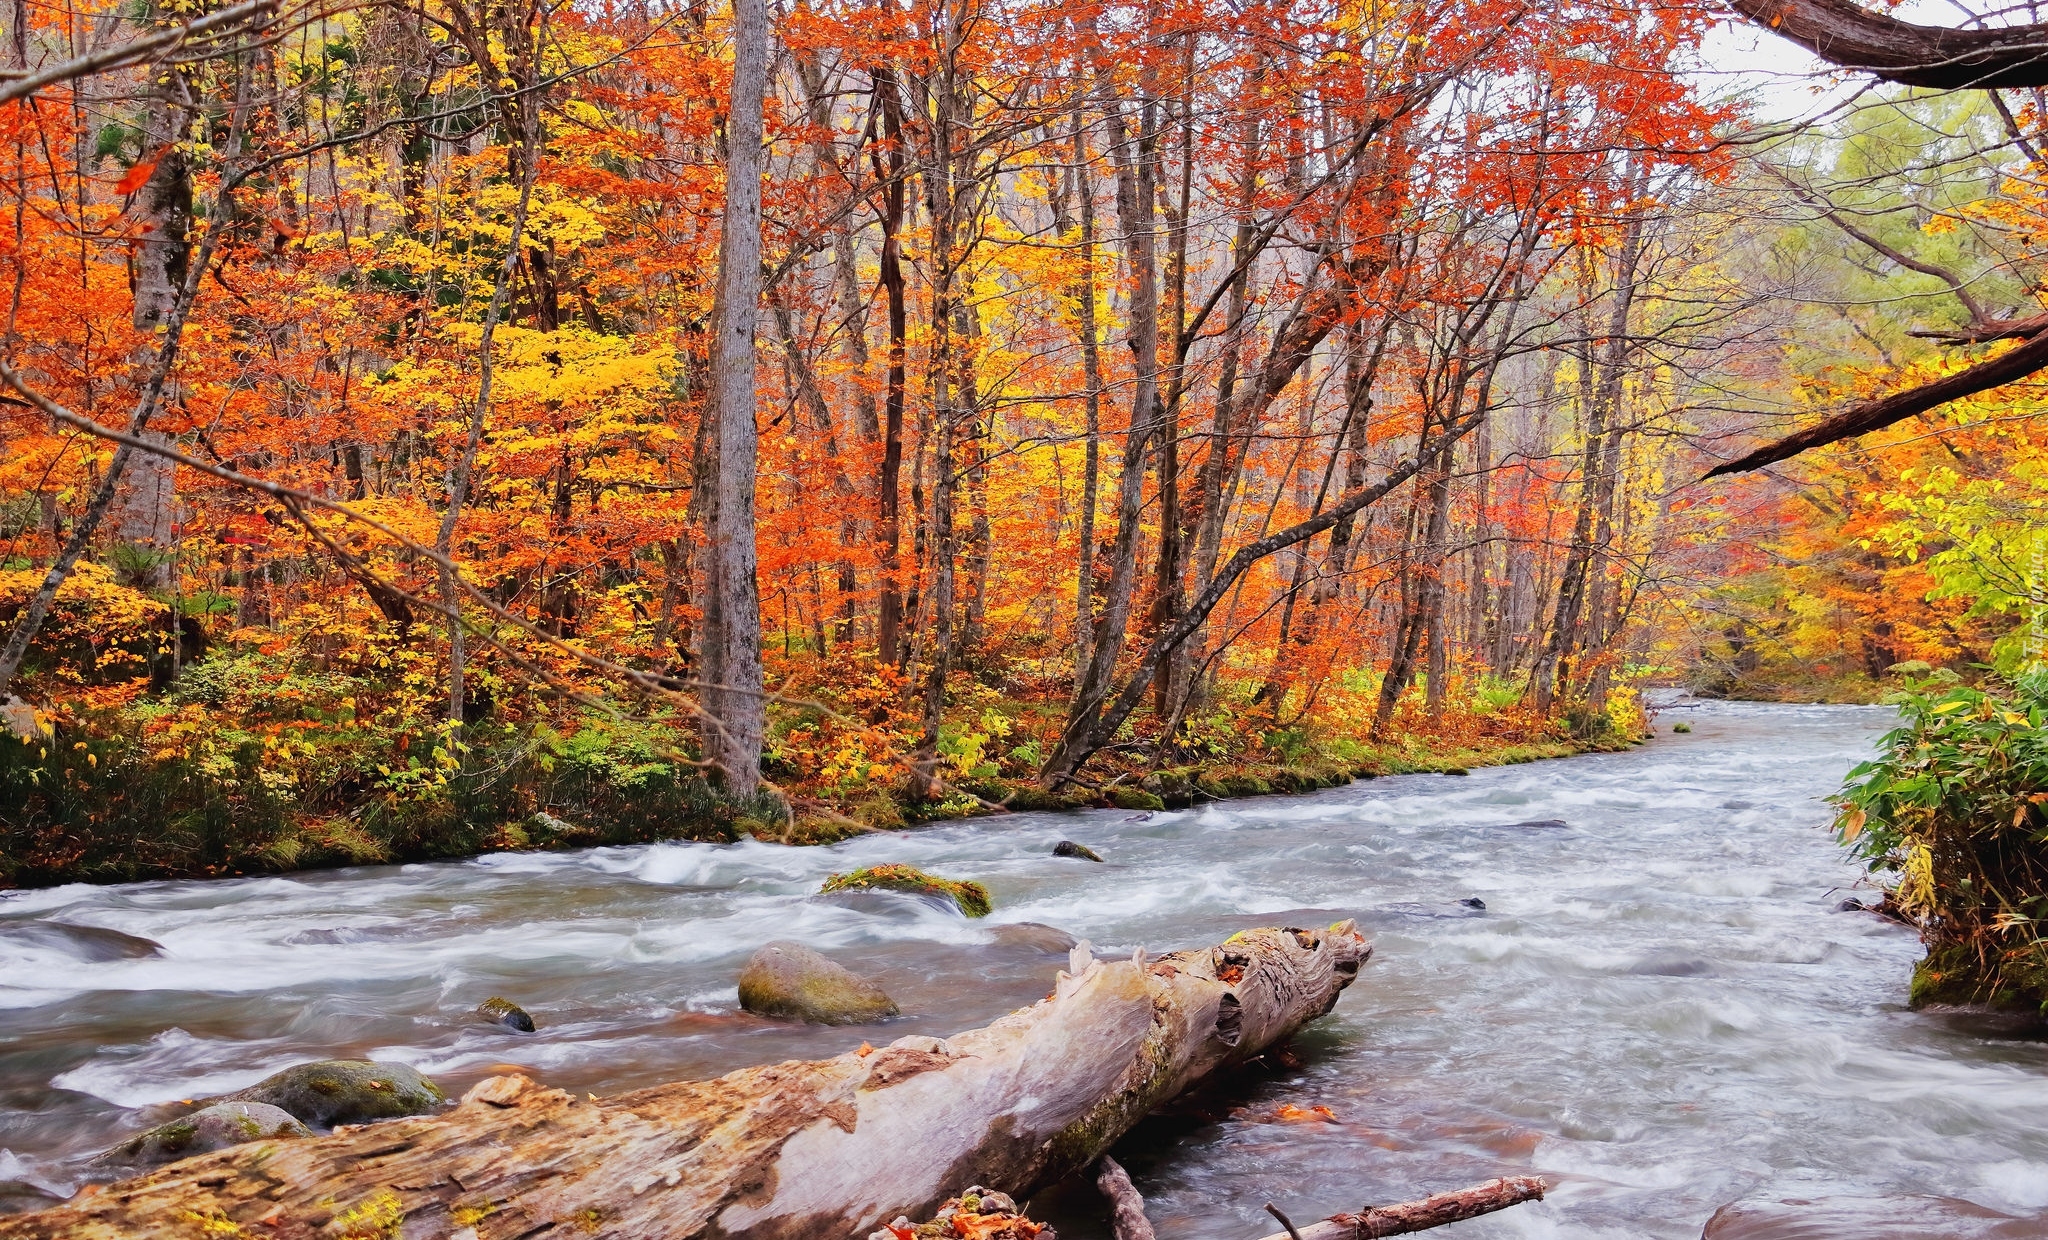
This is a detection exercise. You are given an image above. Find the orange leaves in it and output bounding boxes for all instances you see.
[113,152,161,196]
[1274,1103,1339,1123]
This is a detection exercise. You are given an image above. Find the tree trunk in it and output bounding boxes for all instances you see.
[873,65,910,668]
[699,0,769,796]
[109,66,191,590]
[0,925,1370,1240]
[1058,80,1160,757]
[1058,97,1104,686]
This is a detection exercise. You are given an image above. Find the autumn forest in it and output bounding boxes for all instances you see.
[1,0,2045,885]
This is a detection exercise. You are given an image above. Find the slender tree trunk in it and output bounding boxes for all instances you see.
[697,0,769,795]
[873,66,910,669]
[1062,99,1105,686]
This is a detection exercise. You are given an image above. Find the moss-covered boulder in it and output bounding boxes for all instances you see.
[737,940,900,1024]
[1108,786,1166,812]
[819,864,992,917]
[94,1101,310,1168]
[227,1060,445,1128]
[1052,839,1103,862]
[476,996,536,1032]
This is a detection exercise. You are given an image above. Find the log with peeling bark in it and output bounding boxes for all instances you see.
[0,924,1368,1240]
[1253,1176,1548,1240]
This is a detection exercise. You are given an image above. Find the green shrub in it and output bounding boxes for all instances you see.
[1835,668,2048,1012]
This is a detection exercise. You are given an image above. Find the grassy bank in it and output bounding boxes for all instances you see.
[0,651,1640,888]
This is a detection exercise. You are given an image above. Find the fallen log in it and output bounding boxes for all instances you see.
[1253,1176,1548,1239]
[0,924,1368,1240]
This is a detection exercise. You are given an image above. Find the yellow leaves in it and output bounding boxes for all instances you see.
[1838,805,1866,844]
[1920,213,1960,236]
[1932,700,1970,714]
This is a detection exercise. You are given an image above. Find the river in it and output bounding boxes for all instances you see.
[2,700,2045,1238]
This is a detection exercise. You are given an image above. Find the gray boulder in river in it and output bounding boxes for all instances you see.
[94,1101,310,1168]
[737,941,900,1025]
[226,1059,445,1128]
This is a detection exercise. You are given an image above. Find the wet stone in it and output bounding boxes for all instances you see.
[227,1059,445,1128]
[94,1101,310,1168]
[1053,840,1104,862]
[738,940,899,1025]
[476,996,537,1032]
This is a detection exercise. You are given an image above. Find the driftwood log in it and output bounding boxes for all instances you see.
[0,924,1368,1240]
[1253,1176,1548,1239]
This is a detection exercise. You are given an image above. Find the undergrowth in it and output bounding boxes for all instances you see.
[1835,665,2048,1013]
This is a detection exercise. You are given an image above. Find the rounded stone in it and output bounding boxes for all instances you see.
[94,1101,311,1168]
[737,940,899,1025]
[227,1059,445,1128]
[476,996,537,1032]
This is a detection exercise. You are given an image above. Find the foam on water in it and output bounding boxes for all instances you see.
[2,700,2045,1237]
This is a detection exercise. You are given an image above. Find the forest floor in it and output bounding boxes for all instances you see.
[0,662,1646,889]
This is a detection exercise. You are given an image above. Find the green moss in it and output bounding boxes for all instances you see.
[851,794,907,830]
[1672,722,1692,734]
[1108,787,1165,812]
[819,864,993,917]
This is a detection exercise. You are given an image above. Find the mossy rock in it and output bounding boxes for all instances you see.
[1194,772,1232,800]
[476,996,536,1032]
[1052,839,1103,862]
[1108,787,1165,812]
[1672,722,1692,734]
[227,1059,445,1128]
[819,864,992,917]
[95,1101,310,1168]
[737,940,899,1024]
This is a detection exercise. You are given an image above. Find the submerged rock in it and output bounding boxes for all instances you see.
[737,940,899,1025]
[1459,897,1487,910]
[476,997,536,1032]
[1052,840,1103,862]
[94,1101,310,1168]
[227,1060,445,1128]
[990,922,1079,954]
[1501,818,1568,830]
[0,921,163,962]
[819,864,992,918]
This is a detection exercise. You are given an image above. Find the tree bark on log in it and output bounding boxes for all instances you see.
[0,925,1368,1240]
[1252,1176,1547,1240]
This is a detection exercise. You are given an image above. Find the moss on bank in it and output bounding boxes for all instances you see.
[0,701,1639,890]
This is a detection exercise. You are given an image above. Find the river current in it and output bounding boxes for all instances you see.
[2,700,2045,1237]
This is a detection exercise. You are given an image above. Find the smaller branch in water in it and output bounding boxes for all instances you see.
[1264,1201,1306,1240]
[1252,1176,1547,1239]
[1095,1156,1157,1240]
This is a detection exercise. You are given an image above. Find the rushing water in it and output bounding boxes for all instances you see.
[2,700,2046,1238]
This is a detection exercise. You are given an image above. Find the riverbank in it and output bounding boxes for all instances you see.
[8,702,2014,1240]
[0,691,1640,889]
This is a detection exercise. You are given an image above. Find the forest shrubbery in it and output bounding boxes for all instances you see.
[0,620,1635,886]
[1836,667,2048,1013]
